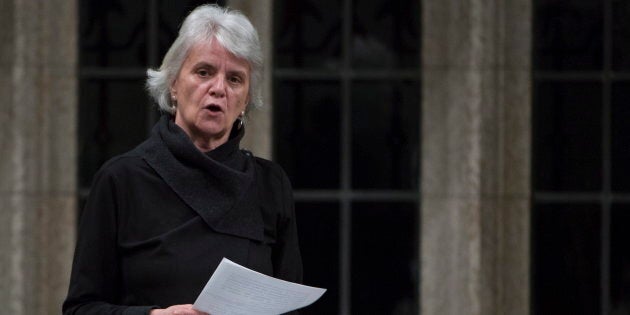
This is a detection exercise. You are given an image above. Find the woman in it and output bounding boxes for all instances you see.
[63,5,302,315]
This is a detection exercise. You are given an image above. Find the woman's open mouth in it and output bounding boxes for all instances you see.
[204,104,223,113]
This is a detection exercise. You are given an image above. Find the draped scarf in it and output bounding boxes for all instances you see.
[134,115,264,242]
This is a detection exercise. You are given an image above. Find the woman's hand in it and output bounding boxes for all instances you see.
[149,304,209,315]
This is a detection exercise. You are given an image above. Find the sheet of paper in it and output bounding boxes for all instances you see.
[193,258,326,315]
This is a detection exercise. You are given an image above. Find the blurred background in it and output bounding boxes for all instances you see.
[1,0,629,314]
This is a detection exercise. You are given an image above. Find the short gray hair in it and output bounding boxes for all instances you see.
[146,4,263,114]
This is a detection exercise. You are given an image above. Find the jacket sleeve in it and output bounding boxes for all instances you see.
[271,169,303,284]
[62,165,156,315]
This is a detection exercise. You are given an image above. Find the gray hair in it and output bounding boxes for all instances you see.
[146,4,263,114]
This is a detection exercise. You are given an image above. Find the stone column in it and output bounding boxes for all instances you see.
[228,0,273,160]
[421,0,531,314]
[0,0,77,314]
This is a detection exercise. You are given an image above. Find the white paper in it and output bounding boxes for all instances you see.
[193,258,326,315]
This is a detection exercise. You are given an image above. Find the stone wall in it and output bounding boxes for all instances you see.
[0,0,77,314]
[421,0,531,314]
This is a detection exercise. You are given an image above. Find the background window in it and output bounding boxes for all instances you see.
[533,0,630,314]
[273,0,421,314]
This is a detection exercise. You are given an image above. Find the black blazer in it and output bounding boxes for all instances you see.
[63,116,302,315]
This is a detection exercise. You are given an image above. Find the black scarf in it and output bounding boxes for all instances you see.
[135,115,264,242]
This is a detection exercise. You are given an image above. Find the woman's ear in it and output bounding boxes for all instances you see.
[170,80,178,99]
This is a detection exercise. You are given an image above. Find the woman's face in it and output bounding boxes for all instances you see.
[171,39,250,151]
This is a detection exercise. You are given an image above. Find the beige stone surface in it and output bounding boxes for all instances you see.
[0,0,77,314]
[421,0,531,314]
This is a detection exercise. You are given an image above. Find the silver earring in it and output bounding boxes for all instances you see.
[171,96,177,109]
[237,111,245,130]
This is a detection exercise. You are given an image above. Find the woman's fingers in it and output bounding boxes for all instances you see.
[150,304,209,315]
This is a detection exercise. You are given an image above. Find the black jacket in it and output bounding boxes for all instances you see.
[63,116,302,315]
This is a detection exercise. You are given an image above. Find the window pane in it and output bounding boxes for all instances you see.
[612,0,630,71]
[612,82,630,192]
[80,1,147,67]
[533,203,601,315]
[534,0,603,71]
[274,80,341,189]
[79,79,150,188]
[296,203,340,314]
[352,0,420,69]
[274,0,342,69]
[351,202,418,314]
[611,205,630,313]
[351,80,419,190]
[533,81,602,191]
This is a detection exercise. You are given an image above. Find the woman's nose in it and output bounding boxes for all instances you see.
[209,74,226,97]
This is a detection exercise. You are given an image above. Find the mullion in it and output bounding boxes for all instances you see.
[294,190,419,201]
[601,0,612,313]
[274,68,420,80]
[535,193,610,203]
[611,195,630,203]
[339,0,352,313]
[79,68,146,79]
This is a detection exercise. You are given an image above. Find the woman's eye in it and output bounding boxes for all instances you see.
[197,69,209,77]
[229,76,242,84]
